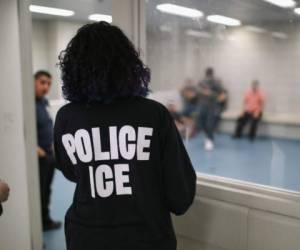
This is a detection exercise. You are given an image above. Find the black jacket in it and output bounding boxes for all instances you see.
[54,97,196,250]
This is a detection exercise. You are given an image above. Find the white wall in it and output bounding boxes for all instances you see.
[32,20,49,72]
[147,23,300,119]
[175,196,300,250]
[174,176,300,250]
[0,1,41,249]
[32,19,86,100]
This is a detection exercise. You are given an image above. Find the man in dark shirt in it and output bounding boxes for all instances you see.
[180,78,199,118]
[198,68,226,151]
[35,70,61,231]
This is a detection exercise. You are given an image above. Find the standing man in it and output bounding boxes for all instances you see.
[35,70,61,230]
[198,67,226,151]
[233,80,265,140]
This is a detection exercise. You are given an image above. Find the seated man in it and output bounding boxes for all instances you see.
[233,80,265,141]
[167,102,185,132]
[180,79,199,138]
[166,101,194,140]
[180,78,199,118]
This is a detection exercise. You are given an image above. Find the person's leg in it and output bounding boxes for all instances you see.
[200,109,211,139]
[197,107,206,134]
[44,154,55,224]
[213,105,222,132]
[38,157,48,226]
[41,152,61,230]
[234,112,249,138]
[206,108,216,141]
[214,114,221,132]
[249,114,261,140]
[202,108,215,151]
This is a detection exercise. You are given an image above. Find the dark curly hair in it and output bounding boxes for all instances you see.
[58,21,150,104]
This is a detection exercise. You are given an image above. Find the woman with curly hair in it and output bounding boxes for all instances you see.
[54,21,196,250]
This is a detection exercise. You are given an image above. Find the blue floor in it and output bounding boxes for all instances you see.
[43,172,75,250]
[186,134,300,191]
[44,134,300,249]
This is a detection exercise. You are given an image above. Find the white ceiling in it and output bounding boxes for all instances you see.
[31,0,111,22]
[31,0,300,25]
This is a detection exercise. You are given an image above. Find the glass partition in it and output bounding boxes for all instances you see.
[146,0,300,191]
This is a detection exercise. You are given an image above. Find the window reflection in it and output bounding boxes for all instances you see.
[146,0,300,191]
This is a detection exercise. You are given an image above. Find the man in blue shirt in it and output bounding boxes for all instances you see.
[35,70,61,231]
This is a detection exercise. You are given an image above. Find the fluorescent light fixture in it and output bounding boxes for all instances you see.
[294,7,300,15]
[88,14,112,23]
[29,5,74,16]
[245,25,266,33]
[186,29,212,38]
[159,25,172,32]
[271,31,288,39]
[262,0,296,8]
[207,15,241,26]
[156,3,203,18]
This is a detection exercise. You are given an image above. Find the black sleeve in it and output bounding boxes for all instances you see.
[161,109,196,215]
[54,108,77,183]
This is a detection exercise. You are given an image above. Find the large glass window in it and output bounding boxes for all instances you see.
[146,0,300,191]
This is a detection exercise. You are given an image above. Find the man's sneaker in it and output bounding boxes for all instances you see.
[204,139,214,151]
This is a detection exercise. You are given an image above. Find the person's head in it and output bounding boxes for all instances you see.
[252,80,259,91]
[34,70,52,98]
[58,21,150,104]
[205,67,214,78]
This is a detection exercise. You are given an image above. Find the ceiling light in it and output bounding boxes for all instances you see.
[262,0,296,8]
[207,15,241,26]
[29,5,74,16]
[271,31,288,39]
[245,25,266,33]
[294,8,300,14]
[88,14,112,23]
[186,29,212,38]
[156,4,203,18]
[159,25,172,32]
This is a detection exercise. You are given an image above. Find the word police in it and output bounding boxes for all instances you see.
[62,126,153,198]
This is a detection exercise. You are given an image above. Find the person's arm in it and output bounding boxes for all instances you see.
[240,91,248,116]
[54,108,78,183]
[216,81,227,103]
[37,146,46,157]
[0,180,10,202]
[260,91,266,112]
[0,180,10,216]
[197,80,211,97]
[253,92,265,118]
[161,109,196,215]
